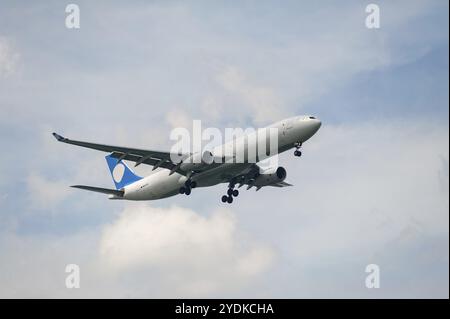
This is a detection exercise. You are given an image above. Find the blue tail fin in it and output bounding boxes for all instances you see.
[105,154,142,190]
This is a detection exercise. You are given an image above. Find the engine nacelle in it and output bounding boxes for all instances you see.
[253,166,287,187]
[180,150,214,171]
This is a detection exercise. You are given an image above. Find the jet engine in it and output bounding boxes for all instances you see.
[253,166,287,187]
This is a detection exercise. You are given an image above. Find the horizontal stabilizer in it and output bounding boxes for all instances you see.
[71,185,124,197]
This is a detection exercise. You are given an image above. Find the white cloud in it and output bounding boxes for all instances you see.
[98,203,275,296]
[0,204,274,298]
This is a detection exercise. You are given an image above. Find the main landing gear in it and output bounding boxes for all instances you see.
[221,182,239,204]
[179,179,197,196]
[294,142,302,157]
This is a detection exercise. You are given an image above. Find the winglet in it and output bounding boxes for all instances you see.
[52,132,67,142]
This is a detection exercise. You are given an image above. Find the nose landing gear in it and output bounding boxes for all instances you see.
[294,142,302,157]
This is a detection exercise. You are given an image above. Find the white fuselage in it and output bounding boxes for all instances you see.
[121,115,321,200]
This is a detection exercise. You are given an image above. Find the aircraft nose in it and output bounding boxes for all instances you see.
[308,116,321,132]
[314,119,322,131]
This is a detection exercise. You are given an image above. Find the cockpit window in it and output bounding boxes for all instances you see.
[309,116,316,119]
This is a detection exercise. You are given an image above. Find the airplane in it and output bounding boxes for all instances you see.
[52,115,321,203]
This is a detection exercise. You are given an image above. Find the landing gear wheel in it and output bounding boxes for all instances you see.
[227,196,233,204]
[190,181,197,188]
[294,141,303,157]
[179,187,186,194]
[221,195,228,203]
[185,188,191,195]
[232,189,239,197]
[227,188,234,196]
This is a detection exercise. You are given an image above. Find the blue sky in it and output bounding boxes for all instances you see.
[0,0,448,298]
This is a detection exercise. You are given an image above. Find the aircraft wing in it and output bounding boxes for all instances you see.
[52,132,189,175]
